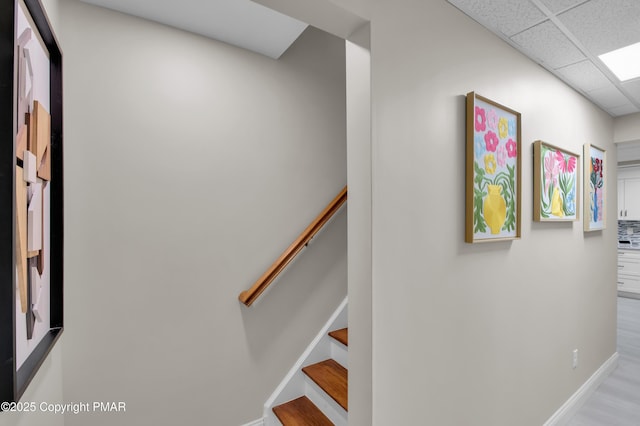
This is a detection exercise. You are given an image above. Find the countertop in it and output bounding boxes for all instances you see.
[618,244,640,251]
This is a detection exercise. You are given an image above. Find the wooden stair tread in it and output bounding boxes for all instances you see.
[273,396,333,426]
[328,328,348,346]
[302,359,348,411]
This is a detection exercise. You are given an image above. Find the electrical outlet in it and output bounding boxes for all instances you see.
[573,349,578,369]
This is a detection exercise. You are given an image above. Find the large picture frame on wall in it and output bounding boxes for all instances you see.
[583,143,605,231]
[533,141,580,222]
[465,92,521,243]
[0,0,63,404]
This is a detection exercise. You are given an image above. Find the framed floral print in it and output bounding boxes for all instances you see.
[465,92,521,243]
[583,144,605,231]
[533,141,579,222]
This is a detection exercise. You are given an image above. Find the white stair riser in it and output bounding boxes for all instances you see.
[263,297,348,425]
[331,339,348,368]
[304,376,348,426]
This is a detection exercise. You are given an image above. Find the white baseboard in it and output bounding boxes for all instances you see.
[543,352,619,426]
[241,418,264,426]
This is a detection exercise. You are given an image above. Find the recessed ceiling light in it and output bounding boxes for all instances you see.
[598,42,640,82]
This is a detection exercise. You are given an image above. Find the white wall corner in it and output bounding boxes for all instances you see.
[543,352,619,426]
[614,112,640,144]
[241,418,264,426]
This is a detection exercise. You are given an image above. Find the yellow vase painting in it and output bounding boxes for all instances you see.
[551,186,564,217]
[466,93,520,243]
[483,184,507,234]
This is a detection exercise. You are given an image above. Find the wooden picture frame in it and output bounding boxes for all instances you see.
[583,144,605,231]
[0,0,63,404]
[465,92,521,243]
[533,141,579,222]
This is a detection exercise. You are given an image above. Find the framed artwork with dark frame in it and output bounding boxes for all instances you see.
[533,141,580,222]
[583,143,605,231]
[465,92,522,243]
[0,0,63,404]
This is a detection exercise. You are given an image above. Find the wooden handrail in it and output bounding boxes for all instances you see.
[238,186,347,307]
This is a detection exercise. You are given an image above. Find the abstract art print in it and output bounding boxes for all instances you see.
[584,144,605,231]
[465,92,521,243]
[1,0,63,405]
[533,141,580,222]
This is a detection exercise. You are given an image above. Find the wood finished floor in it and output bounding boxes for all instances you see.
[568,296,640,425]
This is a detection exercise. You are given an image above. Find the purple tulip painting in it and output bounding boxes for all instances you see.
[584,144,606,231]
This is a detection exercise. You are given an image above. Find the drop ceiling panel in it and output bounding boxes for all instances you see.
[446,0,640,117]
[537,0,588,13]
[555,60,610,92]
[622,79,640,99]
[587,85,631,108]
[510,20,585,68]
[609,104,640,116]
[447,0,546,36]
[558,0,640,55]
[80,0,307,59]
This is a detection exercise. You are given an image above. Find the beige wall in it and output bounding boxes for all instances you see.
[615,112,640,143]
[346,23,371,426]
[368,2,616,425]
[17,0,348,425]
[269,0,618,425]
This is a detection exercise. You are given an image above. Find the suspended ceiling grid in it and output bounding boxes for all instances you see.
[447,0,640,117]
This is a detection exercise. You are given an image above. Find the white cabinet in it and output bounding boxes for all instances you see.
[618,250,640,294]
[618,177,640,220]
[619,178,625,219]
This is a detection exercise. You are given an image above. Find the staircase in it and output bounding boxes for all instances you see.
[264,299,348,425]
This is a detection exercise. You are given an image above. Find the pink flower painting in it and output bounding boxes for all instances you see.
[537,143,579,220]
[487,108,498,130]
[555,149,576,173]
[544,152,559,196]
[505,139,517,158]
[475,107,486,132]
[484,131,499,152]
[496,144,507,167]
[469,94,521,241]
